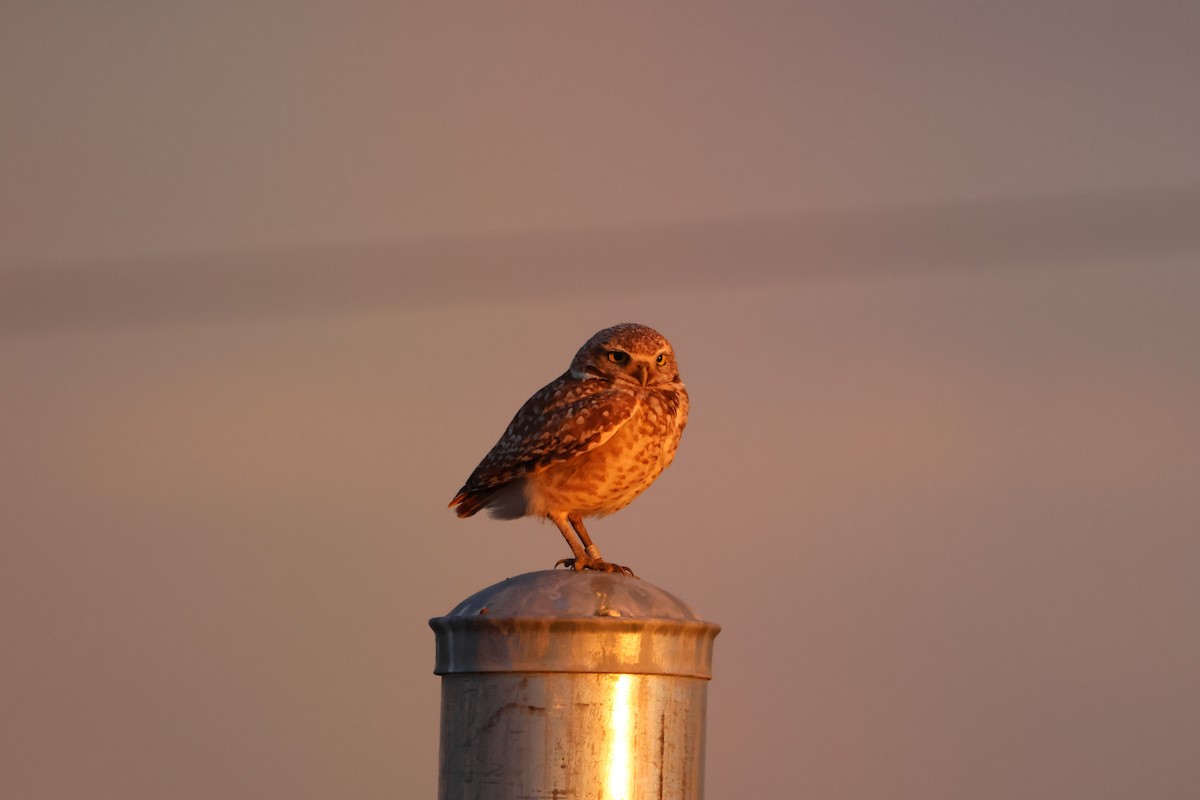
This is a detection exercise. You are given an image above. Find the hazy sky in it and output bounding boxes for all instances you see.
[3,3,1199,799]
[4,1,1199,267]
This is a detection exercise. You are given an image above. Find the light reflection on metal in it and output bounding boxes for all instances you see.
[607,673,634,800]
[430,570,720,800]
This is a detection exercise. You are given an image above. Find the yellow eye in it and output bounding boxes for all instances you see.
[608,351,629,364]
[655,353,667,366]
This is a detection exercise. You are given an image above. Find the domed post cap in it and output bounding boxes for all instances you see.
[429,570,720,679]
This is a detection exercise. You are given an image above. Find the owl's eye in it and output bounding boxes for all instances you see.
[608,351,629,364]
[655,353,667,366]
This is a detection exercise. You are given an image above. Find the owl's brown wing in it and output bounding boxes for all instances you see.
[449,376,637,513]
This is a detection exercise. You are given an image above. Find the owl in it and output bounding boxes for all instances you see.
[448,323,688,576]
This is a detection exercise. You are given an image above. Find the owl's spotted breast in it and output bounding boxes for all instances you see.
[525,385,688,518]
[448,323,688,576]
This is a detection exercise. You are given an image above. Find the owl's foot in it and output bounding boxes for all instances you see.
[555,557,637,578]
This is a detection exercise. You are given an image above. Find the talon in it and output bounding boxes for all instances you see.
[594,560,636,577]
[552,556,637,578]
[607,562,637,578]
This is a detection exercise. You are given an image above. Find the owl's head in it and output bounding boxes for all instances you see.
[571,323,682,387]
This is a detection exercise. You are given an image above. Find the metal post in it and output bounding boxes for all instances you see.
[430,570,720,800]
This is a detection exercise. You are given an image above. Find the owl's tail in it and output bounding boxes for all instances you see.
[449,479,529,519]
[448,488,489,518]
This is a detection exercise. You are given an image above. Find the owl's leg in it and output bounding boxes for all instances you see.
[550,513,588,568]
[568,513,603,563]
[563,513,636,577]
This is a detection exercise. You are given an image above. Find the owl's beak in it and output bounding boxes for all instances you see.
[632,362,649,386]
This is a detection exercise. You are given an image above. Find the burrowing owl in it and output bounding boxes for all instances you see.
[448,323,688,575]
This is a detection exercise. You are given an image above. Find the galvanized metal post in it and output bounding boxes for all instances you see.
[430,570,720,800]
